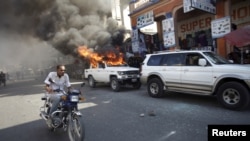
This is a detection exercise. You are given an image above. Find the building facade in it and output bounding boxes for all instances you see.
[129,0,250,58]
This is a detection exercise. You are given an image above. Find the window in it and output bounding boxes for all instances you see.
[203,52,231,64]
[99,62,105,68]
[147,55,164,66]
[161,53,184,66]
[185,53,207,66]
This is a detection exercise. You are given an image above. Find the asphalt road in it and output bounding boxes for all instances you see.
[0,78,250,141]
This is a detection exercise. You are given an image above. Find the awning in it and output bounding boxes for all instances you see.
[224,25,250,47]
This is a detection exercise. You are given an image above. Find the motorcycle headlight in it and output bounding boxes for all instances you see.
[70,95,79,102]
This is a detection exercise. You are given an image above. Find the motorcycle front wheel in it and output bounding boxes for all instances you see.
[68,115,85,141]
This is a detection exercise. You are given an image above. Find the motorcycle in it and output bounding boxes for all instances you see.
[40,82,86,141]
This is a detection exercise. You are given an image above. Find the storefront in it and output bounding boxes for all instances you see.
[129,0,250,60]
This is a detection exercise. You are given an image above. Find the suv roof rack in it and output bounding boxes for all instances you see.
[153,49,187,54]
[153,49,213,54]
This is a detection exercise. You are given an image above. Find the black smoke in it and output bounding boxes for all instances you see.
[0,0,126,56]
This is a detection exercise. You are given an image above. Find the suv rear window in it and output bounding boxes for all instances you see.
[147,55,164,66]
[160,53,184,66]
[147,53,185,66]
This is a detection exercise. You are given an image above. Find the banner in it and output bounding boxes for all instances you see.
[183,0,194,13]
[191,0,216,14]
[137,11,154,28]
[211,16,231,39]
[162,17,176,48]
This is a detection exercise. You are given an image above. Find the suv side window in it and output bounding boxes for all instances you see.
[161,53,184,66]
[147,55,164,66]
[185,53,209,66]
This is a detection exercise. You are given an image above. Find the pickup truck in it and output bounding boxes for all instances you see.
[84,62,141,91]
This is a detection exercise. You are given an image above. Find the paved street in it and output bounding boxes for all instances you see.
[0,78,250,141]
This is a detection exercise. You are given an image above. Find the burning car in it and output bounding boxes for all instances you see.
[78,46,141,91]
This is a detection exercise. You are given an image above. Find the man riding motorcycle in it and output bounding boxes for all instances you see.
[44,65,71,126]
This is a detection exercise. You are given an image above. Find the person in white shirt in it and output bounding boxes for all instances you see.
[44,65,71,117]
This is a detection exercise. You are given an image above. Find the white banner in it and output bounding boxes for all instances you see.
[131,29,138,42]
[211,16,231,39]
[162,18,174,33]
[137,11,154,28]
[132,41,140,53]
[183,0,194,13]
[162,18,176,48]
[191,0,216,14]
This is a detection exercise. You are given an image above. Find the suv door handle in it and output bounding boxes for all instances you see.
[183,69,189,72]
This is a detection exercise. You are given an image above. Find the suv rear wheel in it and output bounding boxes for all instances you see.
[217,81,250,110]
[147,78,164,98]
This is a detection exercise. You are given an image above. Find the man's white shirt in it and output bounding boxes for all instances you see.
[44,72,71,91]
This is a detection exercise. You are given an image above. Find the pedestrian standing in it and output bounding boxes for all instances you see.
[0,71,6,86]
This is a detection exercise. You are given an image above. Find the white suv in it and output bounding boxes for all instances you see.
[140,50,250,110]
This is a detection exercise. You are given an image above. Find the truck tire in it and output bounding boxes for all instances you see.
[110,77,120,92]
[217,81,250,110]
[88,76,96,88]
[147,78,164,98]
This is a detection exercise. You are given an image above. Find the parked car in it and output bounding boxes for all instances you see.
[140,50,250,110]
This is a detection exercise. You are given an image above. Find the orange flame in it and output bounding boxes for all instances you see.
[77,46,125,67]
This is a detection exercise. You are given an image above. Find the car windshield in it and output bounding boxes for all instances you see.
[203,52,232,64]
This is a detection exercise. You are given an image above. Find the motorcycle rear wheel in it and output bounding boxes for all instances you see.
[68,115,85,141]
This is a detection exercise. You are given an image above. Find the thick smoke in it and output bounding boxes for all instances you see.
[0,0,127,56]
[0,0,131,73]
[0,31,61,72]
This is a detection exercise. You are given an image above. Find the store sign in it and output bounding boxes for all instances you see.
[162,17,176,48]
[211,16,231,39]
[178,14,213,34]
[183,0,194,13]
[191,0,216,14]
[137,11,154,28]
[177,14,214,49]
[231,1,250,25]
